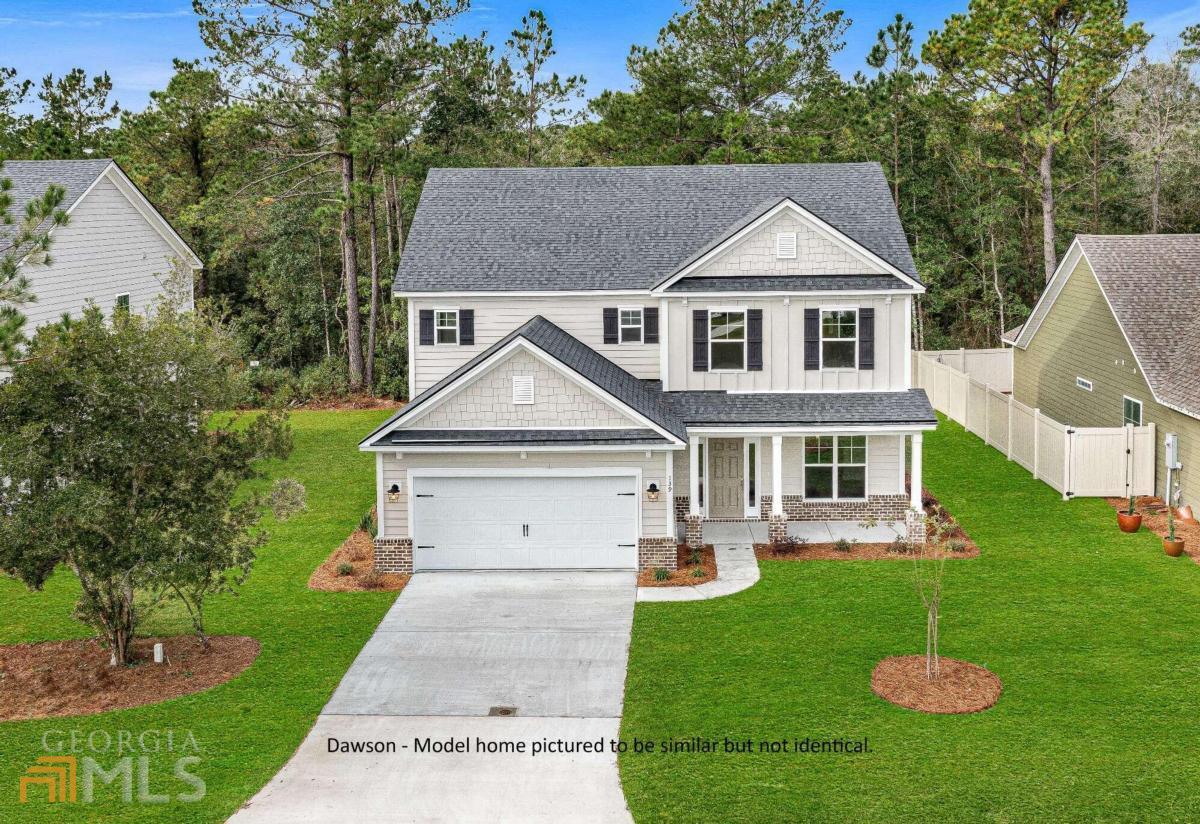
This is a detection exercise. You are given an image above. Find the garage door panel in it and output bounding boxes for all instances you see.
[412,474,639,571]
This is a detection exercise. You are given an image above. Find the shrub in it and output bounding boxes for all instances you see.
[359,570,386,589]
[233,365,296,409]
[653,567,671,581]
[690,566,706,578]
[947,538,969,554]
[359,509,377,538]
[771,535,806,556]
[888,537,914,555]
[833,538,853,553]
[297,357,351,401]
[688,545,702,565]
[336,562,354,576]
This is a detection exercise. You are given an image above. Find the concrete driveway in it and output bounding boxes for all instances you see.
[230,571,636,823]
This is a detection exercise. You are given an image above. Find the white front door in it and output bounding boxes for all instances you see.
[411,474,640,571]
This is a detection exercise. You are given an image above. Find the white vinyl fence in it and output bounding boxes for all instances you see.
[914,351,1154,500]
[920,347,1013,392]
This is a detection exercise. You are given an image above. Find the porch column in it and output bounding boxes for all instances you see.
[771,435,783,516]
[688,435,700,516]
[910,433,923,510]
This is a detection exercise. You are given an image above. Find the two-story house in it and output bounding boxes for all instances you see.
[359,164,937,573]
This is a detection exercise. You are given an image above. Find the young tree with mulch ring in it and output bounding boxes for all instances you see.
[0,302,297,664]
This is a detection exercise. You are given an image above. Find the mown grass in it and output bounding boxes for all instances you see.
[620,416,1200,822]
[0,410,397,822]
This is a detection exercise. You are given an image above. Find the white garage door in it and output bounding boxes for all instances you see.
[410,474,640,571]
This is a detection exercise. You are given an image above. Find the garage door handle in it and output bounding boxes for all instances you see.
[617,492,636,497]
[415,494,434,498]
[417,545,435,549]
[618,543,636,547]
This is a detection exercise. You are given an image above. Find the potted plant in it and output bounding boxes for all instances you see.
[1117,495,1142,533]
[1163,507,1185,557]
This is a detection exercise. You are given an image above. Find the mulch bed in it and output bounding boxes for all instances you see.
[0,635,260,721]
[297,395,405,411]
[637,545,718,587]
[309,528,410,592]
[871,655,1002,714]
[1105,496,1200,564]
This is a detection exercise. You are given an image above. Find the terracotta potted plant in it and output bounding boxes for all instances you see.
[1117,495,1142,533]
[1163,507,1185,557]
[1178,504,1198,526]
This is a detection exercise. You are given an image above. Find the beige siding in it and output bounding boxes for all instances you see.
[20,176,190,331]
[691,211,888,277]
[410,296,660,393]
[380,450,673,538]
[665,294,909,391]
[1013,256,1200,506]
[405,350,637,429]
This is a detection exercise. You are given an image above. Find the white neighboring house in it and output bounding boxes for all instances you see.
[3,159,201,337]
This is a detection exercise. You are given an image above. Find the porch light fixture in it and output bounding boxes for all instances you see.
[387,483,401,503]
[646,483,660,502]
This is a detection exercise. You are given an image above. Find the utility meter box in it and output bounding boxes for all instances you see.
[1166,433,1182,470]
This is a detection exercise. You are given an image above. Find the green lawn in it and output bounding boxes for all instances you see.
[620,416,1200,822]
[0,409,397,822]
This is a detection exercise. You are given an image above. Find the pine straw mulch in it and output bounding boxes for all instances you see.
[1104,496,1200,563]
[0,635,260,721]
[296,395,405,411]
[871,655,1002,714]
[636,545,718,587]
[308,528,410,592]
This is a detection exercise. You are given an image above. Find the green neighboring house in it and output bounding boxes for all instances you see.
[1004,234,1200,507]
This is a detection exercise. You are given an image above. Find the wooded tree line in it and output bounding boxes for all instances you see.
[2,0,1197,399]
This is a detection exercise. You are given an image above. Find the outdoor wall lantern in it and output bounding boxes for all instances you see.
[387,483,402,503]
[646,483,660,502]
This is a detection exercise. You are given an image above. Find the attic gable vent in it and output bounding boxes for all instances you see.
[776,232,797,259]
[512,375,535,405]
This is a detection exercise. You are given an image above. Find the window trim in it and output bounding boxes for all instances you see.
[708,308,748,373]
[744,437,761,517]
[802,434,868,501]
[1122,395,1143,426]
[697,440,706,514]
[618,306,644,344]
[819,306,859,371]
[433,307,459,346]
[1076,376,1093,392]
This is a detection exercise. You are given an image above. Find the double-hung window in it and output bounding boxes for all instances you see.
[804,435,867,500]
[821,309,857,369]
[619,308,643,343]
[434,309,459,345]
[115,293,131,313]
[709,310,746,371]
[1123,396,1143,426]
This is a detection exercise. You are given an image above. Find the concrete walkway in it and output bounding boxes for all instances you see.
[636,544,760,602]
[230,571,636,823]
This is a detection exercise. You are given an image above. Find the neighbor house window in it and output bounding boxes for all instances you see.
[821,309,857,369]
[804,435,867,499]
[1123,396,1143,426]
[619,308,643,343]
[435,309,459,344]
[115,293,130,313]
[1076,376,1093,392]
[709,310,746,370]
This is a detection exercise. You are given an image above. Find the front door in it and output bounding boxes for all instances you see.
[708,438,744,518]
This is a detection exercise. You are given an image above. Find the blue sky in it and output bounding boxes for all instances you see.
[2,0,1198,114]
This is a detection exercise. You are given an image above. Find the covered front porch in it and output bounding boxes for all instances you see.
[700,519,911,545]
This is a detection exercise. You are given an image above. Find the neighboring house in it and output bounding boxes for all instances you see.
[1004,234,1200,507]
[360,164,937,573]
[2,159,201,334]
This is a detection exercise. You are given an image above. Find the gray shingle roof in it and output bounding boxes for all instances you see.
[395,163,919,292]
[666,274,909,293]
[1,159,112,242]
[368,428,669,448]
[360,316,689,446]
[1076,234,1200,415]
[661,388,936,426]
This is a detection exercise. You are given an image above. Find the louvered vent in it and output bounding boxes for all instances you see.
[512,376,535,405]
[776,232,797,259]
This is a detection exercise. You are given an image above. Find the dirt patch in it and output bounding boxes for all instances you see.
[637,545,718,587]
[1105,496,1200,563]
[0,635,260,721]
[754,541,978,561]
[871,655,1002,714]
[309,528,410,592]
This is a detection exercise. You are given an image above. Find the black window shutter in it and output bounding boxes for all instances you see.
[692,309,708,372]
[747,309,763,371]
[858,307,874,370]
[602,308,618,344]
[459,309,474,345]
[644,307,659,344]
[419,309,434,346]
[804,308,820,370]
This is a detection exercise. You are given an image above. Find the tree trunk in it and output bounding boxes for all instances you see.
[1039,143,1057,282]
[365,185,381,389]
[991,228,1005,341]
[339,151,365,388]
[1151,156,1162,232]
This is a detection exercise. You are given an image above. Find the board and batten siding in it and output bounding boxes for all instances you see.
[380,451,673,539]
[665,294,910,392]
[409,296,660,393]
[19,176,191,331]
[1012,255,1199,506]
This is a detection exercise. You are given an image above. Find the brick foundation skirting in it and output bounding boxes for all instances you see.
[675,494,910,525]
[767,514,788,542]
[374,537,413,574]
[638,537,677,571]
[684,515,704,550]
[905,509,927,545]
